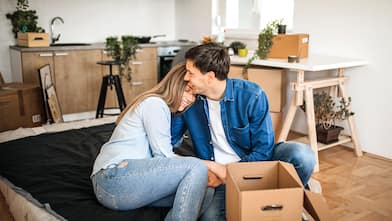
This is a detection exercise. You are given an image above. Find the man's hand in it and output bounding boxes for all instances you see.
[203,160,227,183]
[208,170,223,187]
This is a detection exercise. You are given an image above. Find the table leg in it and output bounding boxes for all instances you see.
[304,85,319,172]
[278,96,297,142]
[338,81,363,156]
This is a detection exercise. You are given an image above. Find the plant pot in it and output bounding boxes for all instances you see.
[278,25,287,34]
[238,48,248,57]
[316,125,344,144]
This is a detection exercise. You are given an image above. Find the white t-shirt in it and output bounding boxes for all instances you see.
[207,98,241,164]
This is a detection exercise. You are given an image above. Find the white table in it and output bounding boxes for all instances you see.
[231,54,367,172]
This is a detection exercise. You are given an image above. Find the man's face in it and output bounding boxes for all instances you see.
[184,60,210,95]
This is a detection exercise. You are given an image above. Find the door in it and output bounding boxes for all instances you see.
[21,52,55,85]
[53,50,102,114]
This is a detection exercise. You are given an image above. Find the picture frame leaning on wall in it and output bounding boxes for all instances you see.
[38,64,63,123]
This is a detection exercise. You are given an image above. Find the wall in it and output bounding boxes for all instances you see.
[0,0,176,82]
[291,0,392,158]
[175,0,212,42]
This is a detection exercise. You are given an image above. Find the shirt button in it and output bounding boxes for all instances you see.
[211,157,214,160]
[209,141,213,144]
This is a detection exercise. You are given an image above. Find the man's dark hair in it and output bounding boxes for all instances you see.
[185,43,230,80]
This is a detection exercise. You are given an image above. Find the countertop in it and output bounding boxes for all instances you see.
[230,54,368,71]
[10,41,198,52]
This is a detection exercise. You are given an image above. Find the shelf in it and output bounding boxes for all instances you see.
[291,135,352,151]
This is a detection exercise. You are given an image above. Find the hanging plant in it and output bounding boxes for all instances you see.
[242,19,281,75]
[105,35,140,82]
[6,0,44,38]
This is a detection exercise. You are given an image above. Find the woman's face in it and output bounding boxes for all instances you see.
[178,89,195,112]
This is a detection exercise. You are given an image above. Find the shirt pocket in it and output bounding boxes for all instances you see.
[230,124,250,149]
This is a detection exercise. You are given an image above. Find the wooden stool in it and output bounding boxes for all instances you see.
[96,60,126,118]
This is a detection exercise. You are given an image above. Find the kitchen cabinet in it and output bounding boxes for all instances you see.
[10,49,103,114]
[10,46,158,115]
[53,50,102,113]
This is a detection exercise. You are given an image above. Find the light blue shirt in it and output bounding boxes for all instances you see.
[92,96,176,176]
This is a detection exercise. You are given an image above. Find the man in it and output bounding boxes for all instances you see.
[171,43,316,221]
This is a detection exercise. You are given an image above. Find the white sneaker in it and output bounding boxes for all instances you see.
[308,178,322,194]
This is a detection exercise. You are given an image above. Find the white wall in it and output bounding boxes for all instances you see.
[175,0,212,42]
[291,0,392,158]
[0,0,176,82]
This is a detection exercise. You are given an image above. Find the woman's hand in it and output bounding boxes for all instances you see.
[207,170,223,187]
[178,90,195,112]
[203,160,227,184]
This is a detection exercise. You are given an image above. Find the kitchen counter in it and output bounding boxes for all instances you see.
[9,40,198,52]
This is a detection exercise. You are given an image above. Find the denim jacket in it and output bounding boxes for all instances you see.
[171,78,275,162]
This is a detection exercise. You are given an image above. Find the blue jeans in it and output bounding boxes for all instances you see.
[200,141,316,221]
[91,157,213,221]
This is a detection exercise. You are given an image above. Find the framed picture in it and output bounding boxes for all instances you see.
[38,64,63,123]
[38,64,52,90]
[46,86,63,123]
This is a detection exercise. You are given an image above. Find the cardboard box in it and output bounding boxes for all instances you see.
[270,112,282,140]
[247,67,286,112]
[17,32,49,47]
[268,34,309,58]
[229,66,286,112]
[0,83,44,132]
[226,161,333,221]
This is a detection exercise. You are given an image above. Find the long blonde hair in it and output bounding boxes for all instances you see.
[116,62,188,124]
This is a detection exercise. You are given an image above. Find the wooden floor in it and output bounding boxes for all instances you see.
[313,146,392,220]
[0,146,391,221]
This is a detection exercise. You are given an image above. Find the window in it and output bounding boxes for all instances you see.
[225,0,294,30]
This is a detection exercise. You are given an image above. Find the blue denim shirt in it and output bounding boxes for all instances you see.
[171,78,275,162]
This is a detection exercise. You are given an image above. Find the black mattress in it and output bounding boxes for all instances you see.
[0,123,169,221]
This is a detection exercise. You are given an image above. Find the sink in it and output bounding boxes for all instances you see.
[50,43,92,47]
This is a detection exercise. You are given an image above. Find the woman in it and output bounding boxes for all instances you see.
[91,63,211,221]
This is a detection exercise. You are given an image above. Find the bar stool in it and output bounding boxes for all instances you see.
[96,60,127,118]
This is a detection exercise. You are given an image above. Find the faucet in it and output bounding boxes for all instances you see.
[50,17,64,44]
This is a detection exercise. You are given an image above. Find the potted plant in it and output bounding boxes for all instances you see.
[302,91,354,144]
[242,19,281,75]
[6,0,44,38]
[229,41,247,55]
[105,35,139,81]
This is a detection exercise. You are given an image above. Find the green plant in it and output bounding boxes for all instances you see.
[301,91,354,130]
[242,19,281,75]
[6,0,44,38]
[229,41,246,55]
[105,35,140,81]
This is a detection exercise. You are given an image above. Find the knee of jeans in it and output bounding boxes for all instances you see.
[187,157,208,175]
[292,143,316,168]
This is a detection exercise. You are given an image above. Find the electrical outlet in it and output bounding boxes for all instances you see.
[32,114,41,123]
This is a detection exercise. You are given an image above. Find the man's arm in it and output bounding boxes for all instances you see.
[171,114,188,147]
[241,91,275,162]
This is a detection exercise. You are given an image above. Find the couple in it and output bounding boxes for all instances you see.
[91,43,316,221]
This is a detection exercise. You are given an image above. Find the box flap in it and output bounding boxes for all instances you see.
[304,190,334,221]
[278,161,303,188]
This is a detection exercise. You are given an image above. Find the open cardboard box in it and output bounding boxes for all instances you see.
[226,161,333,221]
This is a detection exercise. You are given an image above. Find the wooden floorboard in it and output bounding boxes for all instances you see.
[313,146,392,221]
[0,146,391,221]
